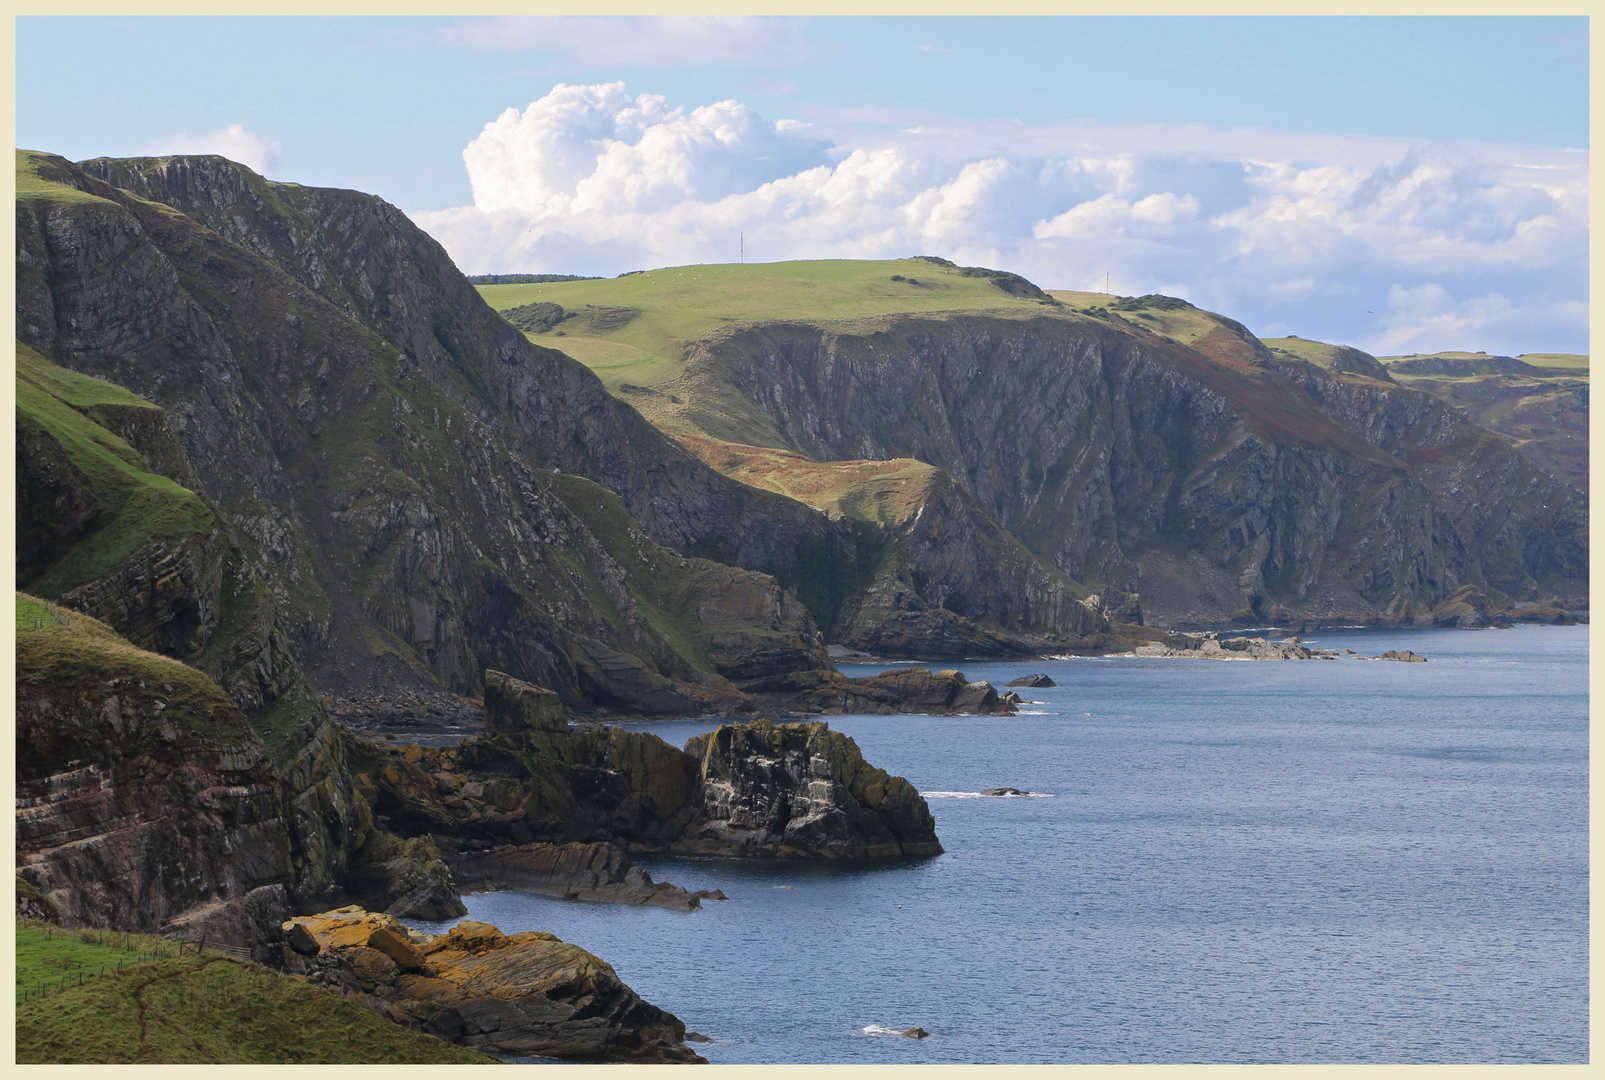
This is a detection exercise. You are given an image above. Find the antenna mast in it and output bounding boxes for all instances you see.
[741,232,744,264]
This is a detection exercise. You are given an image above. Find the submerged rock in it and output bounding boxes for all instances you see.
[979,788,1029,797]
[280,908,705,1063]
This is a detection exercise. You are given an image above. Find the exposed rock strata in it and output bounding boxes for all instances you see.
[280,907,704,1063]
[451,842,716,911]
[673,311,1586,627]
[348,684,944,860]
[675,719,942,858]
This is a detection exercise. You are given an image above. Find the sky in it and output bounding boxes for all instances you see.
[16,16,1590,356]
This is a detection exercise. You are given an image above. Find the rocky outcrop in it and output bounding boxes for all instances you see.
[451,842,718,911]
[350,688,945,860]
[676,720,942,858]
[743,666,1015,716]
[1373,650,1428,662]
[1130,632,1323,660]
[1006,674,1057,688]
[280,908,705,1063]
[14,605,296,947]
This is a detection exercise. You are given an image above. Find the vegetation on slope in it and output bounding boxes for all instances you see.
[15,923,494,1064]
[476,257,1062,396]
[15,341,216,596]
[14,591,261,770]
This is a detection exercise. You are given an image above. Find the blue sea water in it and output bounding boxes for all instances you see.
[404,625,1588,1063]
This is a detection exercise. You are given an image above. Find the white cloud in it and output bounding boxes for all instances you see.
[144,123,281,176]
[436,16,815,67]
[411,83,1588,355]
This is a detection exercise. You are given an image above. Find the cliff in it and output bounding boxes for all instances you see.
[17,150,837,712]
[656,303,1587,626]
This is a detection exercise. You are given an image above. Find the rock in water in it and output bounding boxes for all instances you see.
[979,788,1029,797]
[280,908,706,1063]
[678,720,943,858]
[1006,674,1057,688]
[451,841,707,910]
[903,1027,930,1039]
[483,670,568,734]
[1376,650,1428,662]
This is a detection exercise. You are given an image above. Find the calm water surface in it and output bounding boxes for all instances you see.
[406,625,1588,1063]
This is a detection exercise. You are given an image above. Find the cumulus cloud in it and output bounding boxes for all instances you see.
[411,83,1588,355]
[144,123,281,176]
[436,16,815,67]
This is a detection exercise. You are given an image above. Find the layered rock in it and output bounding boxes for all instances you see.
[666,307,1586,627]
[14,603,295,947]
[742,666,1016,716]
[676,720,943,858]
[452,842,716,911]
[280,908,704,1062]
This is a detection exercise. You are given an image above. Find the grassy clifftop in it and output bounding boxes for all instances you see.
[15,923,493,1064]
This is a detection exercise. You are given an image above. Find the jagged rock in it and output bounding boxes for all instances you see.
[677,720,942,858]
[15,875,60,924]
[15,605,295,947]
[452,842,707,910]
[1000,691,1024,706]
[1510,597,1583,625]
[1006,674,1056,688]
[483,670,567,734]
[345,831,466,919]
[283,908,705,1063]
[1135,633,1313,660]
[286,922,321,955]
[1375,650,1427,662]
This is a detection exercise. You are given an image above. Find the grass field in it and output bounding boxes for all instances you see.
[1376,349,1590,376]
[479,258,1065,392]
[1515,352,1589,371]
[14,923,494,1064]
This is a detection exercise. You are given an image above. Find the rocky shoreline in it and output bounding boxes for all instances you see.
[280,907,705,1063]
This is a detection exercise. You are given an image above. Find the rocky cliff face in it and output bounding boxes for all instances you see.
[14,603,296,947]
[69,153,905,643]
[682,309,1586,625]
[18,151,833,712]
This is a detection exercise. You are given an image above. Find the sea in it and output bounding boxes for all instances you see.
[402,624,1589,1064]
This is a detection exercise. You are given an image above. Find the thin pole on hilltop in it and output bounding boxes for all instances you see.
[740,232,744,264]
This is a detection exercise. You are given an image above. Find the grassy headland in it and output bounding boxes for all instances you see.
[14,922,494,1064]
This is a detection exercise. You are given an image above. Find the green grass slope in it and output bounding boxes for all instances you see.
[15,923,494,1064]
[14,592,261,770]
[477,257,1062,395]
[15,341,216,595]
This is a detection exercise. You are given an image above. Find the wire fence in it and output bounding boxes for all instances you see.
[17,922,260,1004]
[16,600,69,631]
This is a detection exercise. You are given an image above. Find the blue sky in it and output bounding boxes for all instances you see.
[16,16,1589,355]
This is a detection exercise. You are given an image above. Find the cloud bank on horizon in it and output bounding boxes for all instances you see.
[411,82,1587,357]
